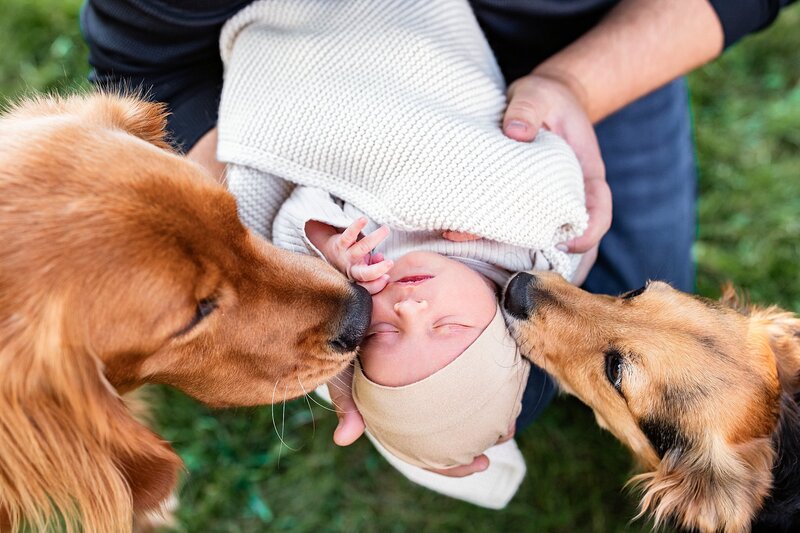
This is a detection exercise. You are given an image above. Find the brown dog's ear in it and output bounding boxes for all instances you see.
[720,286,800,394]
[752,306,800,395]
[629,437,776,533]
[0,300,182,532]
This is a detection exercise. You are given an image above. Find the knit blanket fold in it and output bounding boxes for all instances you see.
[217,0,587,277]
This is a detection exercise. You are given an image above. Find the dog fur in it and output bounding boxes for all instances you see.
[0,93,369,532]
[503,272,800,533]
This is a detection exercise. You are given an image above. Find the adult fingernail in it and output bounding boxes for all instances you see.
[505,120,528,132]
[556,243,569,252]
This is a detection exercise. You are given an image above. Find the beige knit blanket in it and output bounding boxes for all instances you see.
[217,0,587,275]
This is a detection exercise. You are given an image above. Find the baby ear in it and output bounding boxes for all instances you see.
[629,438,775,533]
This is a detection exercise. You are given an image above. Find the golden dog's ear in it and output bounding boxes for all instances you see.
[630,437,776,533]
[0,300,182,532]
[8,92,171,150]
[83,92,172,150]
[719,283,744,311]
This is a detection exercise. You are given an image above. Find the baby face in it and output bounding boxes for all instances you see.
[360,251,497,386]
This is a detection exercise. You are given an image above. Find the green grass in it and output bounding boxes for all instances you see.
[1,2,798,531]
[690,9,800,309]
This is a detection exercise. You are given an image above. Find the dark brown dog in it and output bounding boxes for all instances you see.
[503,271,800,533]
[0,93,371,532]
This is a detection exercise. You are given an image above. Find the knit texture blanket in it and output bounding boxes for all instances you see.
[218,0,588,275]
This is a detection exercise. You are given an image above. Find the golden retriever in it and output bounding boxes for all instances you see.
[503,271,800,533]
[0,93,371,532]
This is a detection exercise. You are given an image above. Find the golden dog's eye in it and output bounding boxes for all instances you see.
[604,348,624,394]
[196,297,217,319]
[175,297,218,337]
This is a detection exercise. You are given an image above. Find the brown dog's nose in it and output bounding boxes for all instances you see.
[504,272,535,320]
[330,283,372,353]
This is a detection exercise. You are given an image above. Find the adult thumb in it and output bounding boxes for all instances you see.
[503,82,544,142]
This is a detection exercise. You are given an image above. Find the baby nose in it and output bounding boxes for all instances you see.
[393,298,428,315]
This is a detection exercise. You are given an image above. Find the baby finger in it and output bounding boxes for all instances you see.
[358,275,390,295]
[338,217,368,249]
[348,225,390,258]
[350,259,393,282]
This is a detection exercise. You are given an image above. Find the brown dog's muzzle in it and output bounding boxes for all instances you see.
[331,283,373,352]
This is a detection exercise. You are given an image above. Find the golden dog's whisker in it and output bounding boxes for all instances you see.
[281,383,287,445]
[296,377,317,440]
[300,384,340,414]
[270,381,281,469]
[305,384,361,416]
[332,372,353,391]
[325,375,347,394]
[270,381,298,461]
[282,383,299,453]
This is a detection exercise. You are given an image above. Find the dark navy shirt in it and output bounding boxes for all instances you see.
[80,0,796,151]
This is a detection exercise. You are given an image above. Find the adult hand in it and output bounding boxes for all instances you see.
[571,244,599,286]
[426,455,489,477]
[442,231,480,242]
[424,422,515,477]
[186,127,227,184]
[502,74,611,253]
[327,364,365,446]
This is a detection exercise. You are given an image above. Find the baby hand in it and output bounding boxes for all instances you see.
[327,217,392,294]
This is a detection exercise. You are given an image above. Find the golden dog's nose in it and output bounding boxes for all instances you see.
[504,272,535,320]
[330,283,373,353]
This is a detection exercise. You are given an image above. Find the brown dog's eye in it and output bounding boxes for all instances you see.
[604,348,624,395]
[621,286,646,300]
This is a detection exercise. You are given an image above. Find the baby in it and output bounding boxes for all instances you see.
[217,0,591,476]
[272,187,588,469]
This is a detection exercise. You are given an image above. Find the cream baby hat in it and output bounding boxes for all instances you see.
[352,305,530,470]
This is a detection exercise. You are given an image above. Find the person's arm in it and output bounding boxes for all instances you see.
[81,0,246,181]
[530,0,724,124]
[502,0,794,253]
[506,0,797,129]
[187,128,226,184]
[503,0,723,254]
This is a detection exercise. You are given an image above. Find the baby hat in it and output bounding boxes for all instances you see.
[352,305,530,470]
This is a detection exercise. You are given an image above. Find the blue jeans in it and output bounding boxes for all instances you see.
[584,78,697,296]
[517,78,697,431]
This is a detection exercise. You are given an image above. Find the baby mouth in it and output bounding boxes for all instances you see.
[395,275,433,285]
